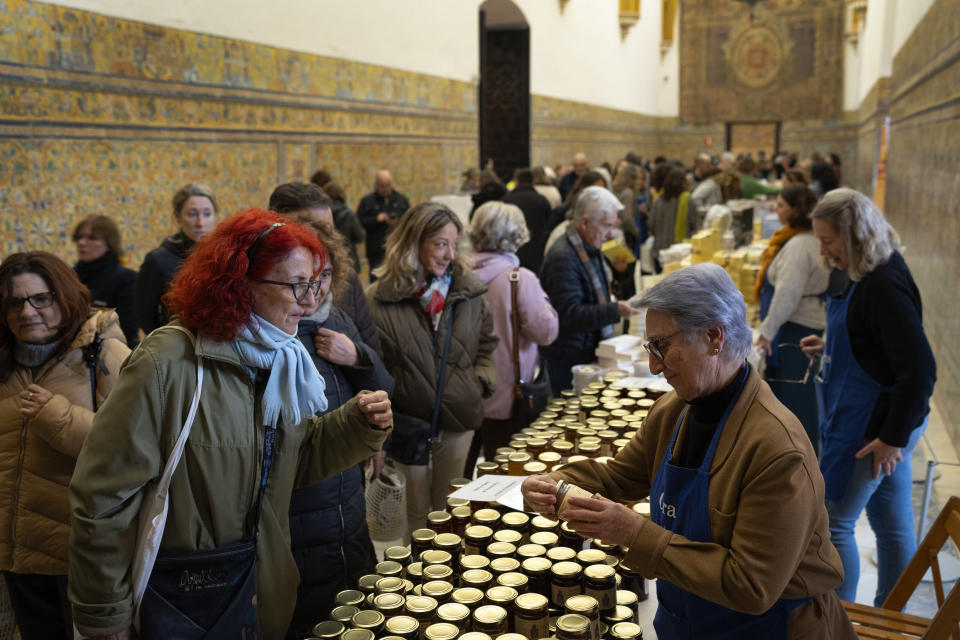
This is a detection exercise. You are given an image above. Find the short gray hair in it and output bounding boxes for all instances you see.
[573,186,623,223]
[469,201,530,253]
[638,263,752,361]
[811,187,901,282]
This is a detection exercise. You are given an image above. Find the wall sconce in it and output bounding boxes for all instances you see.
[845,0,867,48]
[619,0,641,41]
[558,0,571,14]
[661,0,678,55]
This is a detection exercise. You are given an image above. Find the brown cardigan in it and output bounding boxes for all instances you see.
[551,367,856,639]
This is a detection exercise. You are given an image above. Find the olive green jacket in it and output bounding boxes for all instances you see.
[68,324,388,639]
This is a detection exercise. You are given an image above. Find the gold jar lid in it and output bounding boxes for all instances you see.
[540,410,559,420]
[600,388,620,398]
[384,546,411,563]
[592,540,616,552]
[550,560,582,577]
[331,605,359,623]
[495,447,516,457]
[591,409,611,420]
[636,398,655,409]
[606,605,634,622]
[384,615,419,635]
[485,585,518,604]
[402,578,415,593]
[405,595,439,614]
[376,560,403,577]
[523,461,548,474]
[451,505,472,520]
[460,554,491,570]
[373,592,405,610]
[564,594,598,613]
[461,568,494,586]
[449,477,470,491]
[351,610,385,629]
[527,437,549,448]
[486,541,516,557]
[436,601,470,622]
[613,438,630,449]
[598,429,618,440]
[508,440,528,451]
[472,509,501,526]
[545,547,576,563]
[551,440,575,453]
[616,590,638,607]
[312,620,345,639]
[489,557,521,574]
[497,635,526,640]
[428,510,452,525]
[434,532,462,549]
[473,604,507,624]
[459,634,493,640]
[584,563,616,581]
[508,452,531,463]
[476,461,500,475]
[341,629,374,640]
[577,549,606,566]
[492,530,522,545]
[556,613,590,634]
[538,452,562,465]
[517,543,546,558]
[447,496,470,510]
[451,586,485,607]
[560,389,576,398]
[420,549,452,566]
[631,501,650,516]
[578,435,601,446]
[424,622,459,640]
[567,454,589,464]
[422,580,454,599]
[406,561,423,579]
[497,571,528,589]
[357,574,380,593]
[577,427,598,438]
[502,512,530,527]
[464,524,494,540]
[412,528,437,543]
[521,556,552,574]
[626,389,646,399]
[335,589,365,607]
[422,564,454,582]
[610,622,643,640]
[514,592,549,612]
[375,576,405,593]
[531,515,559,530]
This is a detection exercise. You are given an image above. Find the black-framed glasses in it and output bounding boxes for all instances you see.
[766,343,825,384]
[257,280,322,302]
[643,330,682,361]
[5,291,56,312]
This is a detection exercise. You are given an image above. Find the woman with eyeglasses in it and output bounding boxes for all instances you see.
[753,184,829,453]
[800,189,935,607]
[0,251,130,640]
[68,210,393,640]
[72,215,139,347]
[522,264,856,639]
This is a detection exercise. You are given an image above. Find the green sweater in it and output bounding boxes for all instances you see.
[68,324,387,638]
[739,175,781,200]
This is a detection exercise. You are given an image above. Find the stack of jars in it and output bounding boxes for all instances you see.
[300,500,645,640]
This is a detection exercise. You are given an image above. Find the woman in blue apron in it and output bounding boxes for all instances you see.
[522,264,857,639]
[754,184,829,453]
[801,189,935,606]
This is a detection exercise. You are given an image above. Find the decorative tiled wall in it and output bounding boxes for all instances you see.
[0,0,477,268]
[880,0,960,451]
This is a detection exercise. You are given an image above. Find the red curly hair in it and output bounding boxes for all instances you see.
[165,209,326,341]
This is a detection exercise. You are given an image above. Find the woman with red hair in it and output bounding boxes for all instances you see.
[67,209,393,640]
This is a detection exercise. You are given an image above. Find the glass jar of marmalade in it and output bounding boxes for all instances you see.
[555,613,591,640]
[513,591,549,640]
[488,557,521,576]
[559,522,586,550]
[433,532,462,557]
[529,531,560,549]
[486,541,516,560]
[420,549,452,568]
[546,546,576,563]
[422,564,454,584]
[383,615,420,640]
[459,553,491,575]
[537,451,562,471]
[451,586,485,610]
[351,610,385,636]
[334,589,365,608]
[422,579,454,605]
[330,605,359,624]
[550,561,583,608]
[311,620,345,640]
[404,595,439,636]
[616,560,648,602]
[411,529,437,560]
[492,529,523,547]
[373,592,406,617]
[615,589,639,619]
[423,622,459,640]
[460,568,494,591]
[584,564,617,614]
[375,576,405,595]
[435,602,471,632]
[406,562,424,584]
[497,570,529,594]
[501,512,531,539]
[476,461,500,477]
[521,556,553,599]
[450,506,472,537]
[472,604,508,637]
[427,510,453,534]
[463,525,494,556]
[564,594,600,640]
[472,508,501,529]
[376,560,404,578]
[609,621,643,640]
[517,543,547,561]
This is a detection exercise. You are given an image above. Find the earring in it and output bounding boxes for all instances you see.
[713,348,720,354]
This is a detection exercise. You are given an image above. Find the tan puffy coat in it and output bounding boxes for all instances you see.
[0,309,129,574]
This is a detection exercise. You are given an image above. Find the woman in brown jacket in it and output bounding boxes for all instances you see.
[0,252,129,639]
[368,202,497,539]
[523,263,855,640]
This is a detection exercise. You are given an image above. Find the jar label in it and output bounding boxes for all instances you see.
[515,615,547,640]
[551,583,581,607]
[586,586,617,612]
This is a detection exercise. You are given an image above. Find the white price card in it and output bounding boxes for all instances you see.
[449,475,527,512]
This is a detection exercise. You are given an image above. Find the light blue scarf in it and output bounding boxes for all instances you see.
[232,313,327,427]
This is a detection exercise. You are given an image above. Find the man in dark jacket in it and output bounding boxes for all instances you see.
[558,151,588,201]
[356,170,410,278]
[269,182,382,356]
[540,186,637,394]
[503,167,552,275]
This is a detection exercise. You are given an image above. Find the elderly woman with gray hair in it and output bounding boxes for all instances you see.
[523,263,856,639]
[464,201,558,470]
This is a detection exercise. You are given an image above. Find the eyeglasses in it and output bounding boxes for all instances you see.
[643,330,682,361]
[5,291,56,312]
[257,280,323,302]
[766,343,825,384]
[72,233,102,243]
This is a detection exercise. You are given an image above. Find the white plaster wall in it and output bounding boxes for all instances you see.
[512,0,668,115]
[892,0,935,54]
[856,0,898,103]
[35,0,480,82]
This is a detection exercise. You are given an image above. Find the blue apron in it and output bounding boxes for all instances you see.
[650,370,811,639]
[758,273,781,367]
[816,282,894,503]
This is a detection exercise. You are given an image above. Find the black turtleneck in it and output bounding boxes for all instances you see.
[74,252,139,347]
[676,364,749,468]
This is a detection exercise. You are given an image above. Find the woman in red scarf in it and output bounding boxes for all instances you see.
[755,184,830,452]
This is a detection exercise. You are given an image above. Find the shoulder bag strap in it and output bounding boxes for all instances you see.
[509,269,523,395]
[429,305,455,440]
[81,333,107,411]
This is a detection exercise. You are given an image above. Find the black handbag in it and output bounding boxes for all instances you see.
[384,308,454,465]
[509,269,551,425]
